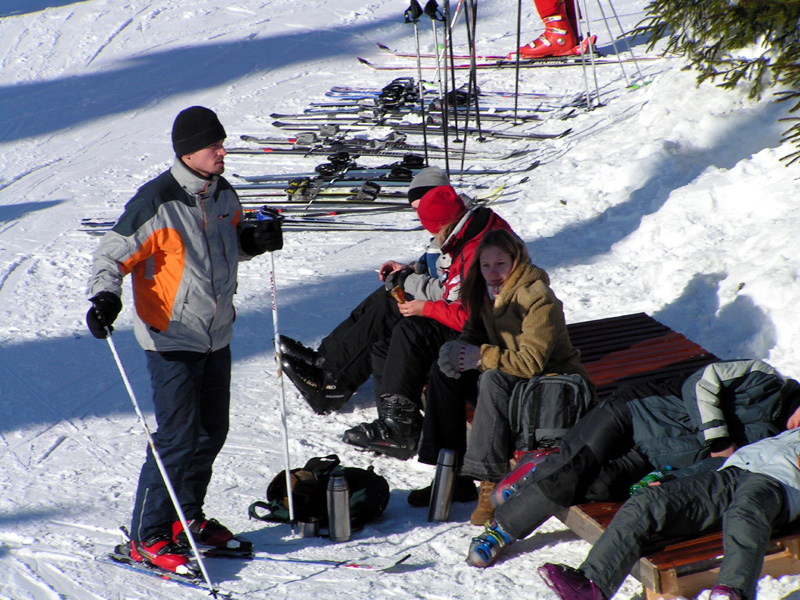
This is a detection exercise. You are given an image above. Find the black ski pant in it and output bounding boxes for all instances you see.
[316,286,403,395]
[581,467,789,600]
[317,286,457,405]
[494,376,690,539]
[371,316,458,405]
[417,364,525,470]
[417,362,479,466]
[495,395,652,539]
[131,346,231,542]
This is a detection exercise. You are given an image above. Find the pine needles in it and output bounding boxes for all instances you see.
[635,0,800,164]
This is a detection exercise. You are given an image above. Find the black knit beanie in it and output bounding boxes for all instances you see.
[172,106,227,156]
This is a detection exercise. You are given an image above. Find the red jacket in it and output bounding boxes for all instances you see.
[422,206,512,330]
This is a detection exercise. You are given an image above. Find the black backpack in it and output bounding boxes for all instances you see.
[508,373,596,451]
[248,454,390,530]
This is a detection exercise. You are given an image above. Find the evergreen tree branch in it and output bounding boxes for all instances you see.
[634,1,800,163]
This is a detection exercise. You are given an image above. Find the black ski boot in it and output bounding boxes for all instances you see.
[278,335,318,365]
[344,394,421,460]
[282,354,351,414]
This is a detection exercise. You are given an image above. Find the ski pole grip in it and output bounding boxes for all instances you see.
[404,0,423,23]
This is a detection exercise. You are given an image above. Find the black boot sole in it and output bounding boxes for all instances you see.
[365,439,418,461]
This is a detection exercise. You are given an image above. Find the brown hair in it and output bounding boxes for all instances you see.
[460,229,529,327]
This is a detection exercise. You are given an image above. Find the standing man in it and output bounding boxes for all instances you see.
[86,106,282,573]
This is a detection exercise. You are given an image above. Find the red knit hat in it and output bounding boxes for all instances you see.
[417,186,466,234]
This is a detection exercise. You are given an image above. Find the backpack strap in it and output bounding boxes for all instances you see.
[248,499,290,522]
[303,454,340,476]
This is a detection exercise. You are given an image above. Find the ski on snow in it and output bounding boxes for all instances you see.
[267,107,544,124]
[233,157,539,183]
[357,53,665,71]
[79,215,424,234]
[239,131,435,152]
[229,142,545,161]
[326,82,581,102]
[267,119,573,143]
[99,545,409,597]
[100,543,236,598]
[245,552,411,570]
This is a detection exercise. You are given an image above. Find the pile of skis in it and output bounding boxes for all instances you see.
[80,180,511,235]
[82,73,576,235]
[251,76,584,133]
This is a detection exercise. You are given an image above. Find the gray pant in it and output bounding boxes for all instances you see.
[460,370,526,482]
[581,467,788,600]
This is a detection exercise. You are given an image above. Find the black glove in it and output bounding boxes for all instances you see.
[241,209,284,255]
[86,291,122,339]
[384,267,413,292]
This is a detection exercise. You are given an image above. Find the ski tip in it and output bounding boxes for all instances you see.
[376,43,389,50]
[357,57,371,65]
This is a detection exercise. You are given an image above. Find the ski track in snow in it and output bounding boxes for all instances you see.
[2,0,800,599]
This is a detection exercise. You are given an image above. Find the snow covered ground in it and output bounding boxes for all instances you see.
[2,0,800,598]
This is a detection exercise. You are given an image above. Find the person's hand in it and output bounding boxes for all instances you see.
[379,260,410,281]
[384,267,413,291]
[437,341,481,378]
[438,341,461,379]
[86,292,122,339]
[398,299,425,317]
[251,216,283,253]
[787,405,800,429]
[710,443,738,458]
[240,209,284,255]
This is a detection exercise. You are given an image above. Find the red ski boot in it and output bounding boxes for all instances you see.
[517,13,577,59]
[129,533,192,574]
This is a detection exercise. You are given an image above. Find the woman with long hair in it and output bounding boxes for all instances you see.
[412,229,591,524]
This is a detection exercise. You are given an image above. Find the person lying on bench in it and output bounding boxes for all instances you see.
[465,359,800,568]
[538,426,800,600]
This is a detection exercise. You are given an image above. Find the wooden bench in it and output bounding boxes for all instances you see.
[566,312,718,399]
[558,313,800,598]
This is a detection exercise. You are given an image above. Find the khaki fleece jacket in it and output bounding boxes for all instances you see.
[459,261,589,381]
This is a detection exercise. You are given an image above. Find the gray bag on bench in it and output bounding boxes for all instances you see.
[509,373,596,450]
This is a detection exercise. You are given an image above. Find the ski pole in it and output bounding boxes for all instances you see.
[405,0,430,164]
[423,0,446,101]
[104,332,219,598]
[513,0,522,123]
[594,0,645,86]
[266,248,297,530]
[576,0,602,108]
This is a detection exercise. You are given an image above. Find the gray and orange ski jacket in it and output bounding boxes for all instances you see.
[87,158,254,353]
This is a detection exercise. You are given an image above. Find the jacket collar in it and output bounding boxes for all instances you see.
[441,205,493,255]
[171,157,218,198]
[496,262,550,300]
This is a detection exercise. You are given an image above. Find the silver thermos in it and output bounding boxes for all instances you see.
[428,448,456,522]
[326,466,351,542]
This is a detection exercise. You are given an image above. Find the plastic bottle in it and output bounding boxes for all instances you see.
[428,448,456,522]
[629,465,673,496]
[326,467,351,542]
